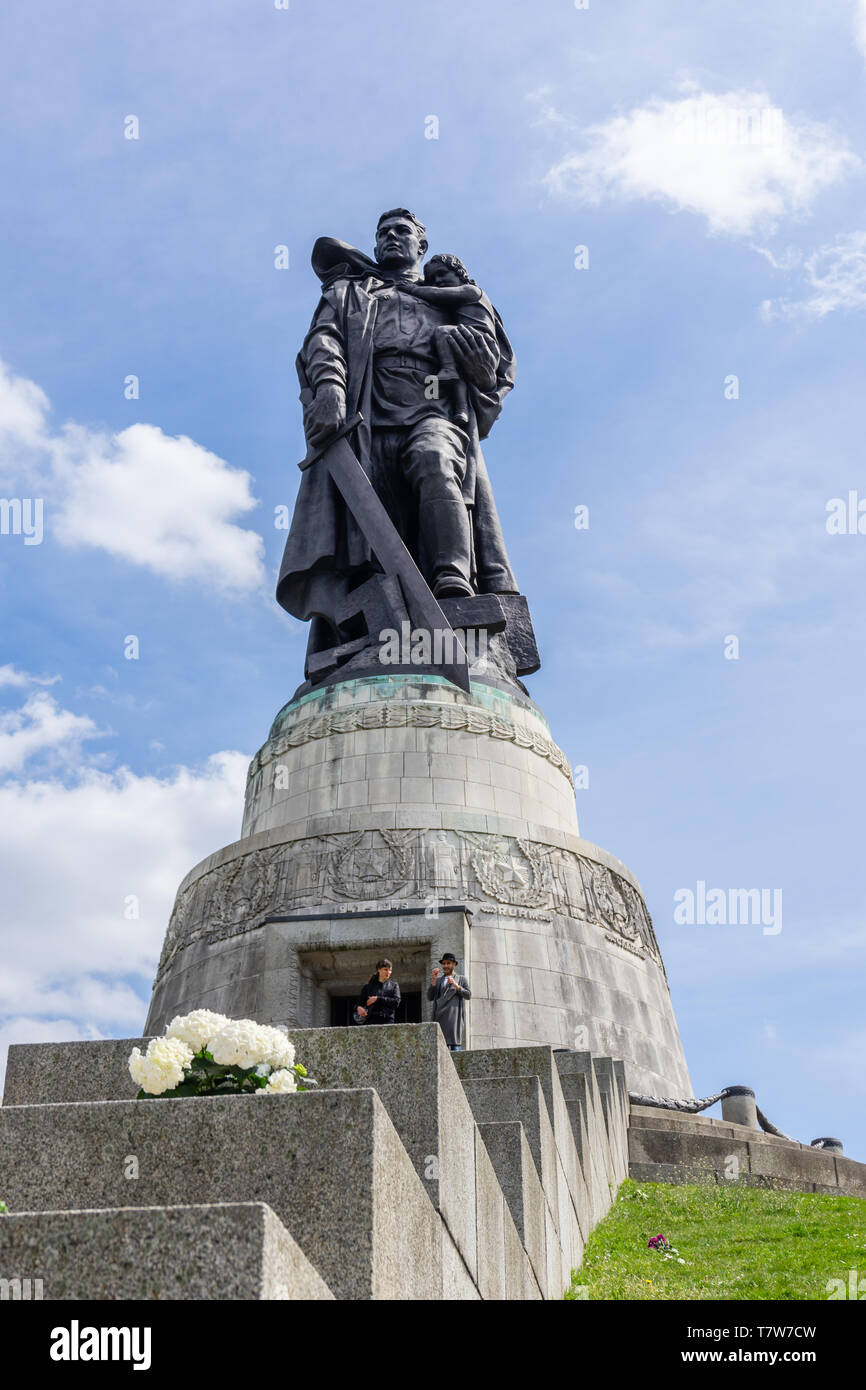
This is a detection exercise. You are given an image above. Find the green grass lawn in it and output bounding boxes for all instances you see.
[565,1179,866,1300]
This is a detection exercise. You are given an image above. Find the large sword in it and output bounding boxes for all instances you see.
[299,412,470,693]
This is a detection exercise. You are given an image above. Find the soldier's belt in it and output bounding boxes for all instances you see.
[374,351,438,370]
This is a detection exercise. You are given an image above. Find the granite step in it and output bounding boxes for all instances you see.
[0,1201,333,1300]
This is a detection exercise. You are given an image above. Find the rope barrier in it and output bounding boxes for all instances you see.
[629,1087,794,1142]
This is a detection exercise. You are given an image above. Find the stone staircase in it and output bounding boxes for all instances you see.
[4,1026,860,1300]
[0,1025,630,1300]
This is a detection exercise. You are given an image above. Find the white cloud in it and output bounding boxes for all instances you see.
[0,360,50,464]
[0,738,249,1075]
[544,87,857,237]
[51,422,265,593]
[0,357,266,594]
[0,1017,109,1097]
[0,664,60,690]
[0,691,103,774]
[750,244,803,272]
[761,231,866,321]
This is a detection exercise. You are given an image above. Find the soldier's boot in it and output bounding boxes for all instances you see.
[422,498,474,599]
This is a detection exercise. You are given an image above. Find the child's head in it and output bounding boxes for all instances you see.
[424,253,475,287]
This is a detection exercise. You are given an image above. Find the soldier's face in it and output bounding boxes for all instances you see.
[375,217,425,271]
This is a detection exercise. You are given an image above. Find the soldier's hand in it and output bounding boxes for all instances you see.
[449,325,497,391]
[305,383,346,445]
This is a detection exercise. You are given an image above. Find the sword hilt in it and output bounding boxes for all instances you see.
[298,412,365,471]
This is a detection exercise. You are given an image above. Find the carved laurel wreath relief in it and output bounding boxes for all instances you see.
[246,700,575,788]
[156,827,663,981]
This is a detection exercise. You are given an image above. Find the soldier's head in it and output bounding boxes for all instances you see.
[375,209,427,273]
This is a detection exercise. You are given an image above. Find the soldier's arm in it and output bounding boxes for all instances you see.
[301,298,348,443]
[303,298,348,393]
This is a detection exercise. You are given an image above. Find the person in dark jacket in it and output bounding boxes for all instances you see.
[427,953,471,1050]
[356,959,401,1025]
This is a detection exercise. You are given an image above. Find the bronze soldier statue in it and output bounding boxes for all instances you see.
[276,208,538,688]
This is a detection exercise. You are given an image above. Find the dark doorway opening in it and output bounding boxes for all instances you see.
[330,991,422,1026]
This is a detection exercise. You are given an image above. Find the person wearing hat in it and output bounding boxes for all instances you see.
[427,953,471,1051]
[355,959,401,1025]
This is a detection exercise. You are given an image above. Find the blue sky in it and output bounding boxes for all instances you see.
[1,0,866,1156]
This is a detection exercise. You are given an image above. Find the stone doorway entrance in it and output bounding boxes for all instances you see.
[297,942,431,1029]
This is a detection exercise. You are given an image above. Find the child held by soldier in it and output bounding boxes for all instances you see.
[399,253,499,426]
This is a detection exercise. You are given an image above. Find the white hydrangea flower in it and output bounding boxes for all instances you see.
[263,1068,298,1094]
[128,1036,193,1095]
[128,1048,148,1085]
[164,1009,230,1051]
[208,1018,274,1070]
[259,1025,295,1071]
